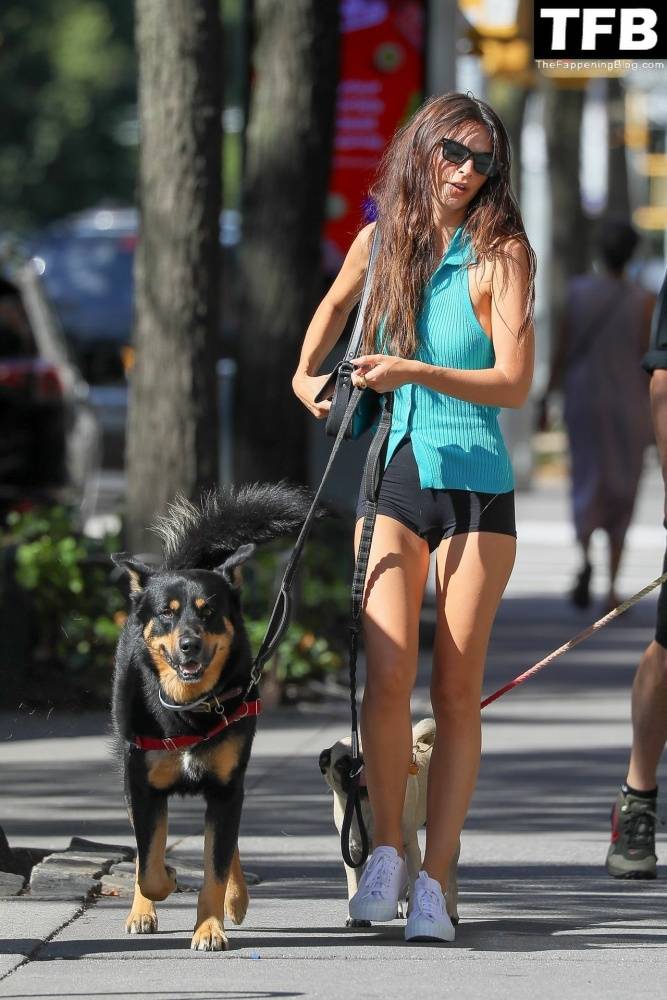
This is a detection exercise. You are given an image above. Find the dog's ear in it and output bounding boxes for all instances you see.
[111,553,154,595]
[216,543,256,588]
[318,748,332,774]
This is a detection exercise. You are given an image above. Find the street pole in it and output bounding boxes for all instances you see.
[426,0,458,96]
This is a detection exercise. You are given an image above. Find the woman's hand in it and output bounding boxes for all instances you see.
[292,370,333,419]
[351,355,414,393]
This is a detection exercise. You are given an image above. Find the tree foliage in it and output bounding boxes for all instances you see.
[0,0,136,231]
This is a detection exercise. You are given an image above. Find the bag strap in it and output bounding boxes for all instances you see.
[340,394,394,869]
[343,224,381,362]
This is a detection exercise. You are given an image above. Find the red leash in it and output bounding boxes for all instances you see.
[480,570,667,710]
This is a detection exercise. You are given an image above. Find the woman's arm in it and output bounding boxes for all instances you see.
[292,223,375,418]
[352,240,535,409]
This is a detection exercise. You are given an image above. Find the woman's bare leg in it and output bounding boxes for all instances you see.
[422,531,516,888]
[355,514,430,853]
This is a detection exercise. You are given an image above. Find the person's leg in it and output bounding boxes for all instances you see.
[571,533,593,608]
[606,586,667,878]
[355,514,430,852]
[578,535,592,566]
[348,512,430,922]
[626,640,667,791]
[421,531,516,888]
[605,531,624,610]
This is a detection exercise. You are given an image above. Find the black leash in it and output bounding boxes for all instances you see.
[340,394,393,868]
[248,388,393,872]
[245,386,388,696]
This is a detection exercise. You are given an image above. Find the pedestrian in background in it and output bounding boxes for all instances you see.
[547,218,653,613]
[606,271,667,879]
[293,92,535,942]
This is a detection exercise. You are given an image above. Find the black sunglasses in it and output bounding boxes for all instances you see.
[440,138,499,178]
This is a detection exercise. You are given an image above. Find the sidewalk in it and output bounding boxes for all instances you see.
[1,467,666,998]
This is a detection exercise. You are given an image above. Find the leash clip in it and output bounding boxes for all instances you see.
[212,694,227,718]
[163,737,178,752]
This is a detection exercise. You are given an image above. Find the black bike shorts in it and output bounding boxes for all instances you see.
[355,437,516,553]
[656,530,667,649]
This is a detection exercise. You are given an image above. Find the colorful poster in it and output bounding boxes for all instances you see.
[324,0,426,270]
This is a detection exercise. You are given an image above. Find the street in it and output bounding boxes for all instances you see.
[1,463,666,999]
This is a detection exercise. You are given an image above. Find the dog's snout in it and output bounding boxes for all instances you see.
[178,633,202,657]
[318,749,332,774]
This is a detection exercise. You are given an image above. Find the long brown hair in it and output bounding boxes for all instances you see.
[362,92,536,357]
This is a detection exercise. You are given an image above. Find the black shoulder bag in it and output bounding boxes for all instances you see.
[314,225,382,439]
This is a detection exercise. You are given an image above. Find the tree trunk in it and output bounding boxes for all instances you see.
[127,0,222,553]
[545,83,587,341]
[234,0,339,485]
[488,80,528,204]
[607,77,630,218]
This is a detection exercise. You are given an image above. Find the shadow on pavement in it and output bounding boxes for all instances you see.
[13,862,666,958]
[0,738,646,842]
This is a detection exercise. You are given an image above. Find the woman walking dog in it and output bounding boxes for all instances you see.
[293,93,535,942]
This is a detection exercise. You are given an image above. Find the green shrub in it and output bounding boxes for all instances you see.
[1,504,356,706]
[242,512,354,689]
[2,506,124,706]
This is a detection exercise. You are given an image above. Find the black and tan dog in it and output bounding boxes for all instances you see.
[111,484,311,951]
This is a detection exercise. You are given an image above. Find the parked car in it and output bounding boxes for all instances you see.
[27,206,241,468]
[0,259,101,522]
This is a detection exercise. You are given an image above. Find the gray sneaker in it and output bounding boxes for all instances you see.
[606,789,657,879]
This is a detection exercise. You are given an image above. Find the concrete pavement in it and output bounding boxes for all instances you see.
[1,464,666,998]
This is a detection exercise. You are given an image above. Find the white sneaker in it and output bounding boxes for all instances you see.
[405,870,455,942]
[348,846,408,922]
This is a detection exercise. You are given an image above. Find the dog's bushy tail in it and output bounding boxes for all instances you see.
[153,482,316,571]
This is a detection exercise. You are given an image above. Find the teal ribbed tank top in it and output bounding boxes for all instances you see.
[384,226,514,493]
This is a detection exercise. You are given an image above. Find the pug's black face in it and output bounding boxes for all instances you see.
[318,747,368,798]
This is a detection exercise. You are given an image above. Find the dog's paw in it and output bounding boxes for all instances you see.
[224,885,249,925]
[345,917,371,928]
[448,912,460,926]
[191,917,230,952]
[139,865,178,902]
[125,907,158,935]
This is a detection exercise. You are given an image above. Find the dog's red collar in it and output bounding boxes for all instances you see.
[130,698,261,752]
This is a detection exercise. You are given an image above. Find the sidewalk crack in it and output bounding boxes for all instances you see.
[0,894,96,984]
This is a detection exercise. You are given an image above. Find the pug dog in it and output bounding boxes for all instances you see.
[319,717,459,928]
